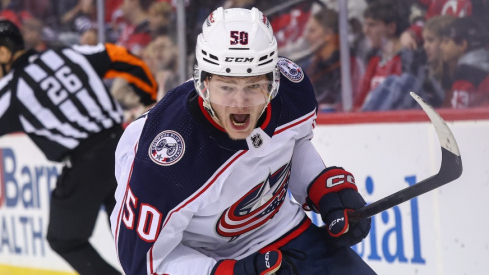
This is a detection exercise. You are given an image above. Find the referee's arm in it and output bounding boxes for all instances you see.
[73,43,158,106]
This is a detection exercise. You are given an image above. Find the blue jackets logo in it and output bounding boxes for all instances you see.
[277,57,304,83]
[149,130,185,166]
[216,162,291,240]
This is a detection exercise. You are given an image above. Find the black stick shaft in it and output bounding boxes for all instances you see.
[347,148,462,224]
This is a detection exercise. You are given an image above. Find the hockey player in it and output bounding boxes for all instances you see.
[0,20,157,274]
[111,7,375,274]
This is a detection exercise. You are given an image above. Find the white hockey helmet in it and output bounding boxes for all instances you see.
[194,7,280,108]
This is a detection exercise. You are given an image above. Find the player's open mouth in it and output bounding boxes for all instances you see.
[230,114,250,129]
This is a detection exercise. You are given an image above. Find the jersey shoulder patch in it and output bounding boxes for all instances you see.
[148,130,186,166]
[277,57,304,83]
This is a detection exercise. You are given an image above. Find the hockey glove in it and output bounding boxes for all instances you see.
[211,250,282,275]
[306,166,371,248]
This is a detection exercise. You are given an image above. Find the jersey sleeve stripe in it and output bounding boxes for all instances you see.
[274,109,316,135]
[105,70,156,102]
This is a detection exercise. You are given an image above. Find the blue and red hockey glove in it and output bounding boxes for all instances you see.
[306,166,371,247]
[211,250,282,275]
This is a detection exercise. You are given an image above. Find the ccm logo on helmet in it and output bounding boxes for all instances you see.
[225,57,254,62]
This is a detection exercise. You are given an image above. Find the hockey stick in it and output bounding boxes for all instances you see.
[347,92,463,224]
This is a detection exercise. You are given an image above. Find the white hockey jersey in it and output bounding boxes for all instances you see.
[111,58,326,275]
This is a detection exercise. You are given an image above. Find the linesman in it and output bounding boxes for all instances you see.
[0,19,157,274]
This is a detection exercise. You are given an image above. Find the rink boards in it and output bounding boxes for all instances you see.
[0,110,488,274]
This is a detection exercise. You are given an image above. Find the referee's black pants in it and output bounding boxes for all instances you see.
[47,126,123,275]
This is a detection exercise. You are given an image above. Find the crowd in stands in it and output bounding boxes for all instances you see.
[2,0,489,118]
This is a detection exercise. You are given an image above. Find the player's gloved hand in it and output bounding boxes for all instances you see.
[306,166,371,248]
[211,250,282,275]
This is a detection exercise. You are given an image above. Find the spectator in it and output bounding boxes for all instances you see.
[105,0,123,22]
[141,31,179,100]
[1,1,60,49]
[5,0,49,17]
[354,0,411,109]
[302,8,364,112]
[322,0,370,62]
[421,15,456,106]
[422,0,472,18]
[472,0,489,27]
[116,0,152,56]
[105,0,124,43]
[58,0,96,34]
[53,0,96,45]
[0,0,32,29]
[259,0,314,50]
[439,17,489,108]
[21,17,47,51]
[360,15,455,111]
[400,0,473,50]
[147,1,174,37]
[79,28,98,45]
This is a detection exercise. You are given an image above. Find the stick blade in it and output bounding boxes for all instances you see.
[410,92,461,157]
[347,93,463,223]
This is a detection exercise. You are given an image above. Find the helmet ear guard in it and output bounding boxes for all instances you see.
[194,7,280,108]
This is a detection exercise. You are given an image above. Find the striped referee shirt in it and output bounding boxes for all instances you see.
[0,43,157,161]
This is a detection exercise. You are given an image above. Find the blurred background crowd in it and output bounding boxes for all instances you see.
[3,0,489,121]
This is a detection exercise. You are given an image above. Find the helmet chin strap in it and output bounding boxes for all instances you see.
[257,97,271,119]
[203,96,218,120]
[202,87,221,125]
